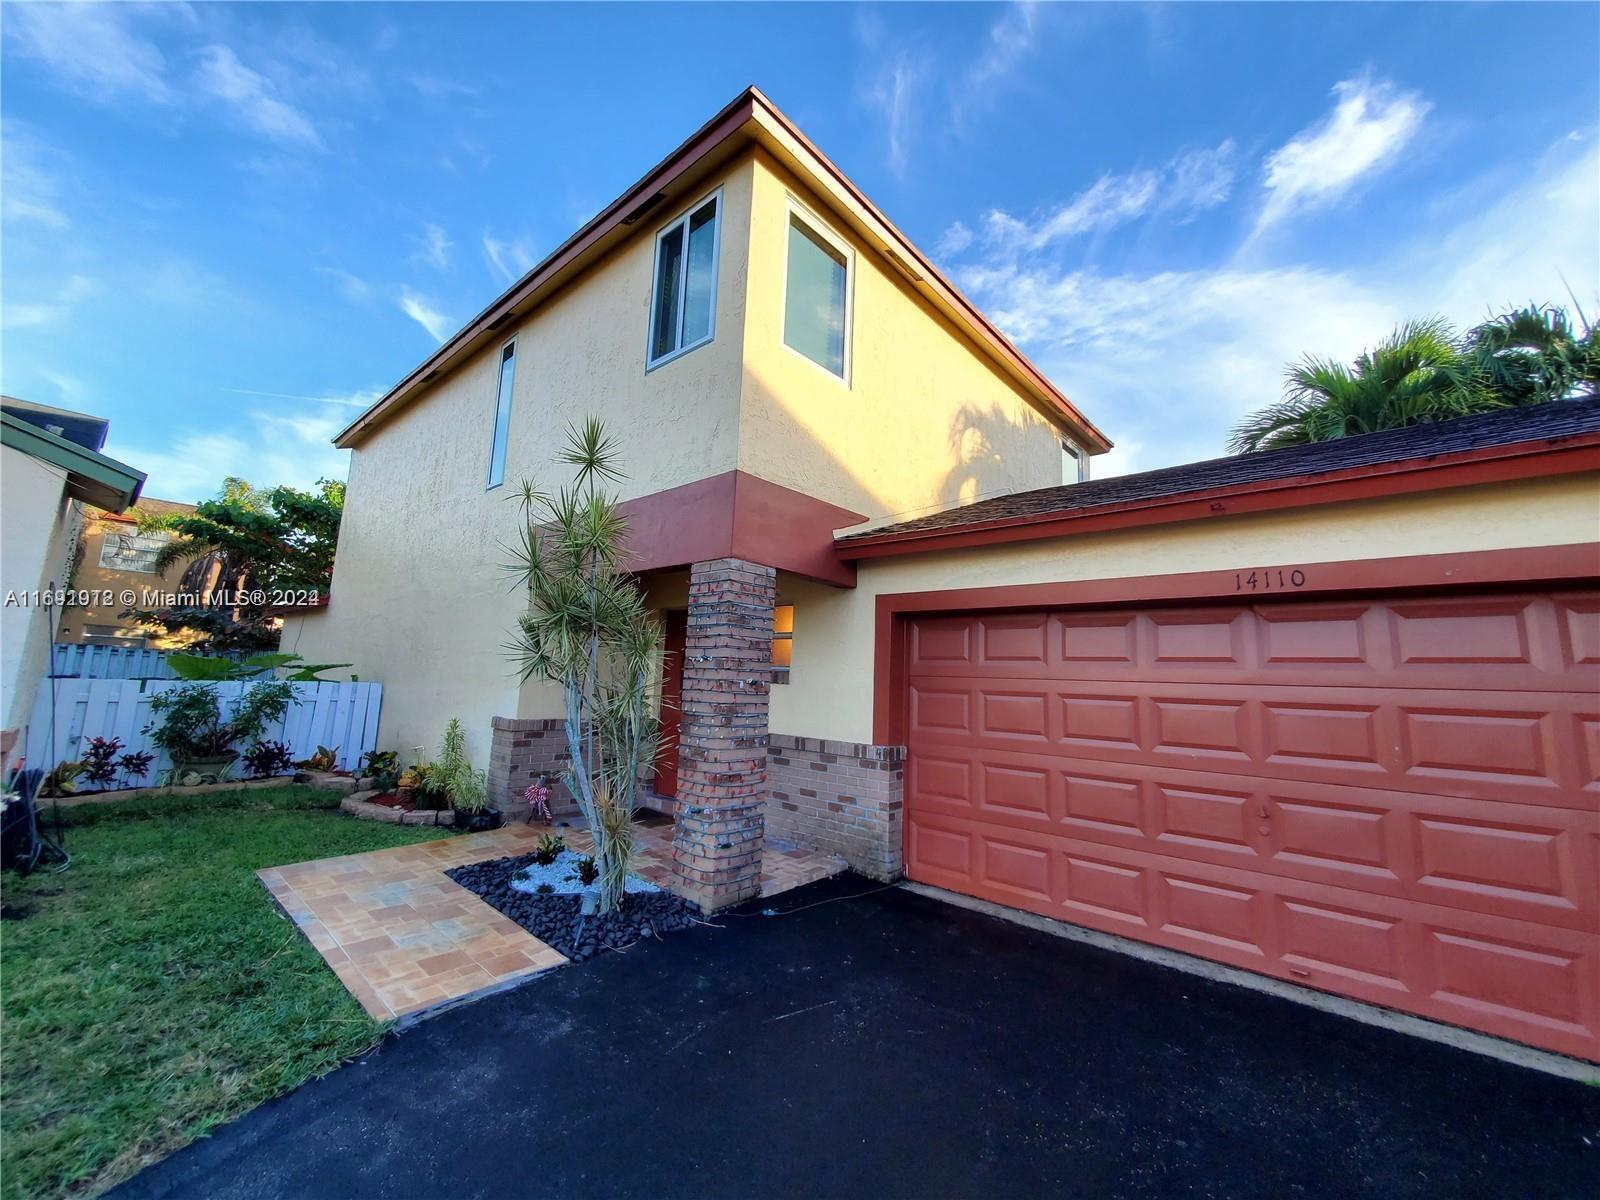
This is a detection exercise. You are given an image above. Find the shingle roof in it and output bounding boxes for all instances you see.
[839,398,1600,542]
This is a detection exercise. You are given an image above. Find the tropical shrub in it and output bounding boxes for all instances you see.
[145,682,298,763]
[532,834,566,866]
[1230,304,1599,453]
[505,419,662,913]
[80,737,124,789]
[241,740,295,778]
[116,750,155,788]
[432,718,487,813]
[293,745,340,772]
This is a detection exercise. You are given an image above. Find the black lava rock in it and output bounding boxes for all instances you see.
[445,853,699,962]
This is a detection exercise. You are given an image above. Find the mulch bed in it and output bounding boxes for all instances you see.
[446,853,698,962]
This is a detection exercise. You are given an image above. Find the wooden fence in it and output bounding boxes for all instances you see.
[49,643,245,681]
[22,678,382,781]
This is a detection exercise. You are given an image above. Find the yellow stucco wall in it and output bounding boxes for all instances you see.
[55,499,202,647]
[285,162,757,762]
[738,150,1063,529]
[769,474,1600,745]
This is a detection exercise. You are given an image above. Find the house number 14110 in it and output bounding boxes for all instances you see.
[1234,568,1307,592]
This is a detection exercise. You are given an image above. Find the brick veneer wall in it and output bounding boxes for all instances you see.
[488,716,578,822]
[767,735,905,880]
[672,558,775,911]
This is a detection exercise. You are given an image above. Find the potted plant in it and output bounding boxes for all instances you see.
[434,717,500,832]
[145,681,297,782]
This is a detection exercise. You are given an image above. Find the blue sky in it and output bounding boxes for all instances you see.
[2,2,1596,500]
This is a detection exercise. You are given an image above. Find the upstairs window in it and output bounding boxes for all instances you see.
[487,340,516,489]
[783,207,851,379]
[1061,438,1089,485]
[99,528,170,574]
[648,193,721,367]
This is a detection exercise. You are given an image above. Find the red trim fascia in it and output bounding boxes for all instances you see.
[840,436,1600,561]
[619,469,862,587]
[869,542,1600,744]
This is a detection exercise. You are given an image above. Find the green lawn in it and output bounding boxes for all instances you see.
[0,786,451,1200]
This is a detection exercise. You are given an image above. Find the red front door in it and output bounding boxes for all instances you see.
[653,609,688,798]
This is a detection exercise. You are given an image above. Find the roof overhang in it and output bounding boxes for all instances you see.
[334,87,1108,455]
[1,411,145,512]
[836,433,1600,560]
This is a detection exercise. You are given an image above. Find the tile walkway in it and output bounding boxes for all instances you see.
[260,818,846,1022]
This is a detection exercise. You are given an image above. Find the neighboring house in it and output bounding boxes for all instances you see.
[55,497,203,648]
[284,89,1600,1061]
[1,398,145,772]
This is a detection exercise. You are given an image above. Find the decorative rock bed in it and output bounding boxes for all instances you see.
[339,790,456,826]
[447,850,697,961]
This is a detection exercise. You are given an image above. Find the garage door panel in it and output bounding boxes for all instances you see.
[909,596,1595,691]
[906,589,1600,1059]
[905,809,1600,1058]
[917,677,1593,808]
[908,743,1598,929]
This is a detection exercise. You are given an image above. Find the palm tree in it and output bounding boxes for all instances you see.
[1463,303,1600,406]
[1228,319,1487,453]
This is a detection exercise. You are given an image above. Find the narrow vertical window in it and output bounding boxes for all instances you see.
[648,193,720,366]
[771,604,794,683]
[1061,438,1088,485]
[487,341,516,489]
[783,209,850,379]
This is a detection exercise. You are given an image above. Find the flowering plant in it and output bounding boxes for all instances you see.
[524,779,553,823]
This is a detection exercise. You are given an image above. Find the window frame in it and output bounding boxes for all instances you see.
[1061,437,1089,485]
[97,527,170,574]
[770,603,795,684]
[645,187,723,372]
[486,337,517,491]
[780,197,854,386]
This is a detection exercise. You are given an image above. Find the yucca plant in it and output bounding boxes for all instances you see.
[504,418,663,914]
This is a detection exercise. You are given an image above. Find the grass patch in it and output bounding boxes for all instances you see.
[0,785,451,1199]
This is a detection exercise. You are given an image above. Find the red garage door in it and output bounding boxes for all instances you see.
[904,590,1600,1060]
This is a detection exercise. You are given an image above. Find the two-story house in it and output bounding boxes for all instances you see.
[55,497,202,648]
[286,89,1600,1060]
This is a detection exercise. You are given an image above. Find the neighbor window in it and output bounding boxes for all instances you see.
[487,340,516,489]
[99,528,170,574]
[771,604,794,680]
[648,193,721,367]
[1061,438,1089,485]
[783,207,850,379]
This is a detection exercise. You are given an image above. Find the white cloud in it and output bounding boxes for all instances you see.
[0,122,71,228]
[482,234,537,284]
[964,1,1040,96]
[409,74,481,100]
[980,140,1235,254]
[397,288,453,342]
[103,402,358,502]
[414,223,453,270]
[316,266,372,303]
[1165,141,1238,215]
[936,221,975,259]
[958,139,1598,475]
[2,3,170,103]
[1,275,98,330]
[195,45,322,148]
[865,50,926,177]
[1256,76,1430,233]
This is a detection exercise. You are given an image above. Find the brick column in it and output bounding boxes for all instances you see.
[672,558,775,911]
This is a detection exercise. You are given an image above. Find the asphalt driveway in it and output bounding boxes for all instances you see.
[116,875,1599,1200]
